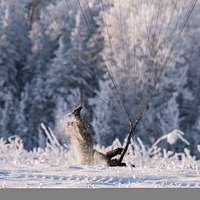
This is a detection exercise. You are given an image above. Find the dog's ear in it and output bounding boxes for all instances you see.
[72,106,83,117]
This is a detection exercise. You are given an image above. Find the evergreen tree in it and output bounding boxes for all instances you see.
[23,5,60,149]
[0,0,30,139]
[50,0,106,140]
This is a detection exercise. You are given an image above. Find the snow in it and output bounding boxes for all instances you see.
[1,164,200,188]
[167,130,189,145]
[0,133,200,188]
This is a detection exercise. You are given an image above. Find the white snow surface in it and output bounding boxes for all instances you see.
[1,164,200,188]
[0,133,200,188]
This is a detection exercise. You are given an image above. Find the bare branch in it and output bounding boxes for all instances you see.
[118,107,146,164]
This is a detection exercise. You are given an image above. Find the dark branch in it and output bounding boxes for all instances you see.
[118,108,146,164]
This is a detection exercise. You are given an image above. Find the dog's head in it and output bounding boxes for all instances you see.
[64,106,84,142]
[65,106,82,127]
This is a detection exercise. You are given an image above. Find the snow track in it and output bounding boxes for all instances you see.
[1,166,200,188]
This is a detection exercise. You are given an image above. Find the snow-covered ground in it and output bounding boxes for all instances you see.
[0,131,200,188]
[1,164,200,188]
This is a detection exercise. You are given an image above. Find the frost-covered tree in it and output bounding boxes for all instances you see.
[69,1,106,123]
[93,0,199,148]
[0,0,200,157]
[0,0,30,139]
[49,0,106,139]
[47,0,79,114]
[22,0,62,149]
[175,5,200,157]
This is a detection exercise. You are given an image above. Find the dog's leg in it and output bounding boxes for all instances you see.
[106,148,124,159]
[108,158,135,167]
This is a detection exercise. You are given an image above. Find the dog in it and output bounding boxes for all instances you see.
[64,106,127,167]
